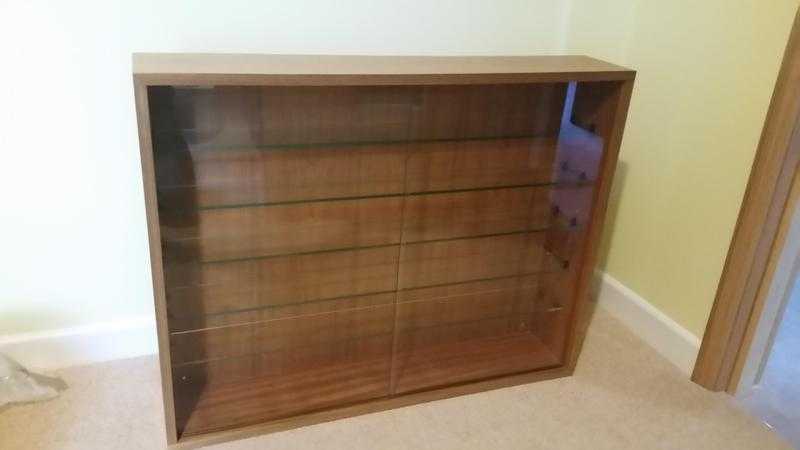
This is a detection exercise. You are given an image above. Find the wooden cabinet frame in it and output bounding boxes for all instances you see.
[133,54,634,448]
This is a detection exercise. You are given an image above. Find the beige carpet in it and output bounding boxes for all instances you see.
[0,308,790,450]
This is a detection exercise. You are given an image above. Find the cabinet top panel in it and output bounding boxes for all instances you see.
[132,53,635,86]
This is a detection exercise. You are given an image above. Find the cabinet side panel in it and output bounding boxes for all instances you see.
[134,80,179,445]
[561,80,635,368]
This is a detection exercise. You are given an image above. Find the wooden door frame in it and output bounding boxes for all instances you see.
[692,7,800,392]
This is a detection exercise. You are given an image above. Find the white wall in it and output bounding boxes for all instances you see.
[0,1,572,335]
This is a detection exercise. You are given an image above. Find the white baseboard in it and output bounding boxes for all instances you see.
[596,272,701,375]
[0,316,158,371]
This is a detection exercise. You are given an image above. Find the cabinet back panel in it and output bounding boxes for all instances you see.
[157,84,566,150]
[170,292,397,335]
[393,333,558,394]
[175,356,392,437]
[406,137,558,192]
[398,232,564,290]
[170,304,395,365]
[165,247,398,331]
[402,187,551,242]
[157,136,569,212]
[161,144,408,209]
[163,197,403,262]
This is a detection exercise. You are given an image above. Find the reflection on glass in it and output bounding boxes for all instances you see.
[149,82,604,436]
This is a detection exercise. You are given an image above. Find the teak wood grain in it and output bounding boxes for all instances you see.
[166,247,399,332]
[167,196,404,262]
[398,232,561,290]
[133,53,635,448]
[158,85,565,148]
[133,54,634,86]
[170,304,395,365]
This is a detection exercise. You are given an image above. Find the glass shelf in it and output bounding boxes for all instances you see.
[163,222,584,267]
[167,268,569,333]
[158,175,595,213]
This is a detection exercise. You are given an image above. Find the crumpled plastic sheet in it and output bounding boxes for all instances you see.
[0,353,66,408]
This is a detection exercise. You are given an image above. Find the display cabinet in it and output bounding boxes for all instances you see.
[133,54,634,448]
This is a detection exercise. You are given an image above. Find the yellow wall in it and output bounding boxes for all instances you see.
[567,0,799,336]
